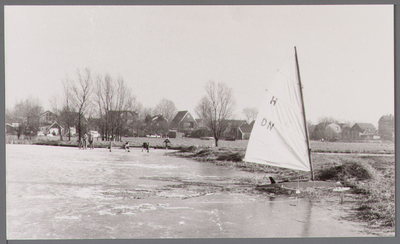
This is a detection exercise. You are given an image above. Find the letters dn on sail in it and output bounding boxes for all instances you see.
[261,118,274,131]
[260,95,277,130]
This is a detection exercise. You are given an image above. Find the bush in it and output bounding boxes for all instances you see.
[317,161,377,182]
[216,152,243,162]
[179,145,199,152]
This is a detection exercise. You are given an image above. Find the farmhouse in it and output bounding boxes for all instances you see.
[170,110,198,134]
[350,123,377,140]
[167,130,185,139]
[237,121,254,140]
[107,110,139,137]
[311,122,346,141]
[378,114,394,141]
[107,110,138,123]
[59,111,87,136]
[145,114,169,136]
[310,122,328,140]
[189,128,214,138]
[223,120,247,139]
[5,123,19,134]
[339,123,351,140]
[39,122,64,136]
[39,110,58,125]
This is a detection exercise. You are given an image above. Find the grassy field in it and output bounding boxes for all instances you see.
[6,135,395,154]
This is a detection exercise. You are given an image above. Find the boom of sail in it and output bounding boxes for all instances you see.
[244,49,312,172]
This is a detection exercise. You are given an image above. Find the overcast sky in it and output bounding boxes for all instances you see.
[5,5,394,126]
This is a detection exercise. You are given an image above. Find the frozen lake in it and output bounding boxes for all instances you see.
[6,144,370,239]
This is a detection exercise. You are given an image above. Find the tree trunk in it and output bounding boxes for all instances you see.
[58,125,63,141]
[214,137,219,147]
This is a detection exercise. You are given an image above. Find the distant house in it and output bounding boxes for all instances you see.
[107,110,139,137]
[223,120,247,139]
[5,123,19,134]
[350,123,376,140]
[310,123,326,140]
[189,128,214,138]
[59,111,87,137]
[39,110,58,126]
[167,130,185,139]
[108,110,138,123]
[237,121,254,140]
[378,114,394,141]
[39,122,64,136]
[339,123,351,140]
[144,114,169,136]
[170,111,198,134]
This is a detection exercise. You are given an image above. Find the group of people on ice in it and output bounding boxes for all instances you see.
[78,133,172,152]
[122,139,171,152]
[123,137,172,152]
[122,141,150,153]
[78,132,95,150]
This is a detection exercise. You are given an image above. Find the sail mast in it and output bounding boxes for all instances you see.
[294,46,314,181]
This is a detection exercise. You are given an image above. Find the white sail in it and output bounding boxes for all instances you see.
[244,57,311,172]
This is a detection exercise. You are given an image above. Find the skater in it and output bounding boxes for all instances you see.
[83,133,88,150]
[125,141,130,152]
[142,142,149,153]
[163,137,171,149]
[78,137,83,149]
[88,133,94,150]
[109,135,113,152]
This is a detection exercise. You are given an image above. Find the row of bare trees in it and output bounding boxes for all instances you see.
[56,68,182,141]
[7,68,259,146]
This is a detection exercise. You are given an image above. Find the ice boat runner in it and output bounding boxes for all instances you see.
[245,47,327,190]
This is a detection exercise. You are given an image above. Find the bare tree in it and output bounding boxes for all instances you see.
[114,76,136,141]
[71,68,94,141]
[129,101,146,137]
[95,73,115,140]
[95,74,138,141]
[195,81,236,147]
[59,77,76,141]
[153,98,178,123]
[242,107,258,124]
[12,97,43,139]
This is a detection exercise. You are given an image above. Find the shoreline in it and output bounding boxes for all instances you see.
[166,146,395,236]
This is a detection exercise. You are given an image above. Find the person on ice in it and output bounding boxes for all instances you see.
[125,141,130,152]
[163,137,171,149]
[78,137,83,149]
[142,142,149,153]
[83,133,88,150]
[89,133,94,150]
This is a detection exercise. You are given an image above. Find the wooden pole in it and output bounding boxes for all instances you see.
[294,46,314,181]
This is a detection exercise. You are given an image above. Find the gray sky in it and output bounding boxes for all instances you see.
[5,5,394,126]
